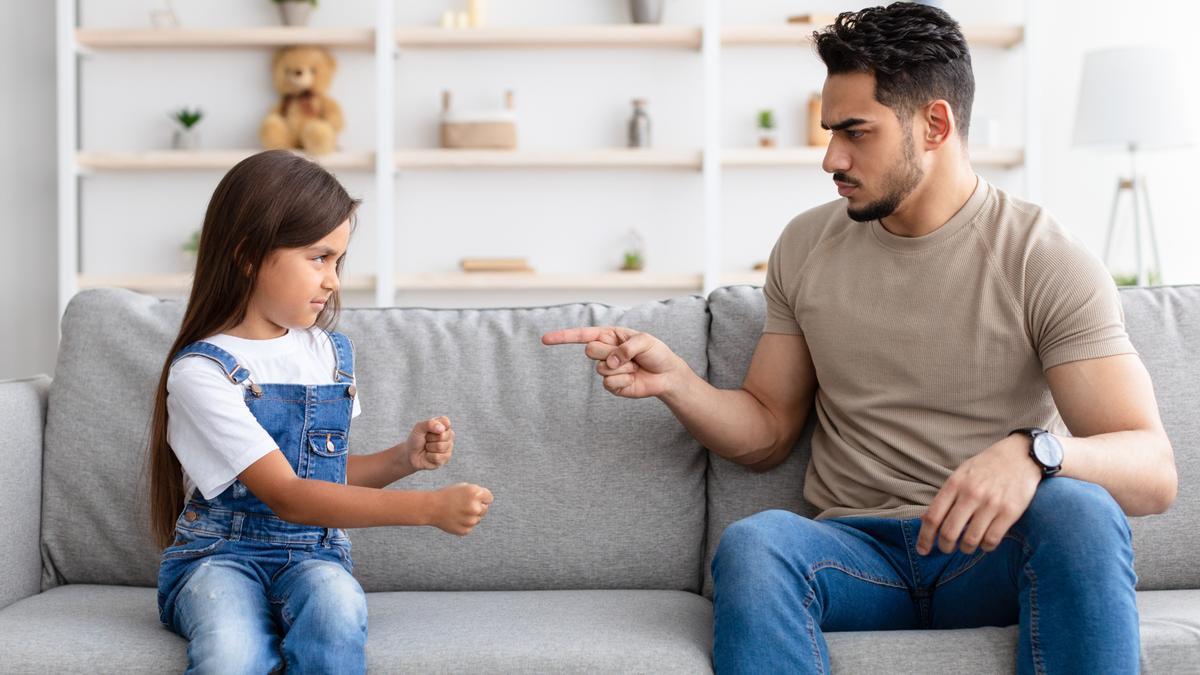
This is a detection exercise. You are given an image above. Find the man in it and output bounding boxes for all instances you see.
[543,3,1177,673]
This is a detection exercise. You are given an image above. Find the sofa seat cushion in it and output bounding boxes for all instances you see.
[823,589,1200,674]
[0,586,713,673]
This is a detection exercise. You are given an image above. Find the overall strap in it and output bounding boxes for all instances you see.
[327,331,355,383]
[171,342,254,387]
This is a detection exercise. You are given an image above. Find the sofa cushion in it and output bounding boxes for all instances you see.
[702,285,817,597]
[42,289,710,592]
[3,586,1193,672]
[0,376,50,611]
[704,285,1200,594]
[1120,285,1200,590]
[823,590,1200,674]
[0,586,713,673]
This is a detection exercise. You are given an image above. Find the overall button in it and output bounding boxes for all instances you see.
[346,384,357,398]
[184,511,198,522]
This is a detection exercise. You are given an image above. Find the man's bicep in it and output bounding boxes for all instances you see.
[1045,354,1164,437]
[742,332,818,436]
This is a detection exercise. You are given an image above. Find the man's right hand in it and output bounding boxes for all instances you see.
[541,326,686,399]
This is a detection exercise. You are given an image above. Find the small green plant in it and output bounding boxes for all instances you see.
[758,109,776,130]
[622,251,644,271]
[170,107,203,129]
[1112,270,1161,287]
[182,229,200,257]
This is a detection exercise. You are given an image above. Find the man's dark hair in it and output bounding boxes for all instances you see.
[813,2,975,139]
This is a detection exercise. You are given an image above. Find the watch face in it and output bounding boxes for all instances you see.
[1033,433,1064,469]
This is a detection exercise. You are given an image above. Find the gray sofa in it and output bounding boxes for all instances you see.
[1,285,1197,673]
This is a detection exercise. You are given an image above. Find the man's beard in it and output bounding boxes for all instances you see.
[843,141,924,223]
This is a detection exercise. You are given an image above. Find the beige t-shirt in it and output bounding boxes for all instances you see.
[764,178,1136,520]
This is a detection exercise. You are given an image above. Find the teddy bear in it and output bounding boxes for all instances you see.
[260,46,343,156]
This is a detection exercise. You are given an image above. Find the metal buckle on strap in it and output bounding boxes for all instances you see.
[226,363,244,384]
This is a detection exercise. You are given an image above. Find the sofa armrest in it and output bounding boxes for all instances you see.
[0,375,50,610]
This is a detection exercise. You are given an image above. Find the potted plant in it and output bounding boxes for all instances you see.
[182,229,201,259]
[758,109,777,148]
[273,0,317,27]
[620,229,645,272]
[170,107,203,150]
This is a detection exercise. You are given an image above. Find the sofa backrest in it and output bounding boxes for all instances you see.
[42,289,711,593]
[703,284,1200,594]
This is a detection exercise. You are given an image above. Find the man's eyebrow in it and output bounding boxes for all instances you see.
[822,117,871,131]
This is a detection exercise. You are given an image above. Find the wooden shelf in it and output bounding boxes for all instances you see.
[395,272,703,291]
[74,27,374,50]
[77,273,376,293]
[395,149,702,170]
[722,24,1023,49]
[722,146,1024,170]
[396,25,702,50]
[76,150,374,172]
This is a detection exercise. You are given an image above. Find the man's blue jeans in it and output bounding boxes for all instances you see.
[712,477,1139,674]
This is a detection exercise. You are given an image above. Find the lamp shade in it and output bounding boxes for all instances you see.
[1072,46,1197,150]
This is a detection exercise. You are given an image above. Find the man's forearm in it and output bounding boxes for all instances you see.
[1058,429,1177,516]
[659,367,800,466]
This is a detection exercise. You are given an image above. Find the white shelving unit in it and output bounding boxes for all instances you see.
[57,1,1032,320]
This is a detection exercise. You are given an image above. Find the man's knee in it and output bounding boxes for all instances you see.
[713,509,812,575]
[1017,478,1132,566]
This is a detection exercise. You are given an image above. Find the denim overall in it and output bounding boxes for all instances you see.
[157,331,367,674]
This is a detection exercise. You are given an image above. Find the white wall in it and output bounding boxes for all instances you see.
[5,0,1198,380]
[0,0,57,380]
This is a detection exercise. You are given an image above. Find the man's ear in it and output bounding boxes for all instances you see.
[922,99,955,150]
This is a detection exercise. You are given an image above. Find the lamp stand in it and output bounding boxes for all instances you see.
[1102,144,1162,286]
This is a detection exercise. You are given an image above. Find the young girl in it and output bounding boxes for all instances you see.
[147,150,494,674]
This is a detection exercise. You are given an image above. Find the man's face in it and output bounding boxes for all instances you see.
[820,72,924,223]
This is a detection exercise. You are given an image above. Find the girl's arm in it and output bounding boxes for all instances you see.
[238,450,492,535]
[346,417,454,489]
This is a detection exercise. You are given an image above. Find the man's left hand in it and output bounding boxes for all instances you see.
[916,433,1043,556]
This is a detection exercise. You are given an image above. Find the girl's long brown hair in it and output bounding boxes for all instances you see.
[147,150,360,548]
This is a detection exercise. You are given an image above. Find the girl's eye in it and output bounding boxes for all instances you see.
[313,255,326,264]
[845,130,865,139]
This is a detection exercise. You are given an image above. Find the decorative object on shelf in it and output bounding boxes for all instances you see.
[273,0,317,27]
[149,0,179,28]
[1073,46,1196,286]
[753,261,767,272]
[620,229,645,271]
[787,13,837,26]
[757,109,777,148]
[260,46,343,156]
[630,0,665,25]
[440,90,518,150]
[460,258,534,273]
[170,107,203,150]
[628,99,651,148]
[807,93,830,146]
[439,0,487,29]
[182,229,200,259]
[468,0,487,27]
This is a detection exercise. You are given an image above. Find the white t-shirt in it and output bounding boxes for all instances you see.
[166,327,362,500]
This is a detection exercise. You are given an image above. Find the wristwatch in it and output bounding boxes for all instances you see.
[1010,427,1063,477]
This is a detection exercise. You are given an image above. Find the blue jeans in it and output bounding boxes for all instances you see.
[158,530,367,675]
[711,478,1139,674]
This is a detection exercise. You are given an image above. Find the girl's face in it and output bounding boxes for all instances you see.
[240,220,351,338]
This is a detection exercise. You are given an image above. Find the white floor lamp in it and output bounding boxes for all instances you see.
[1073,47,1196,286]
